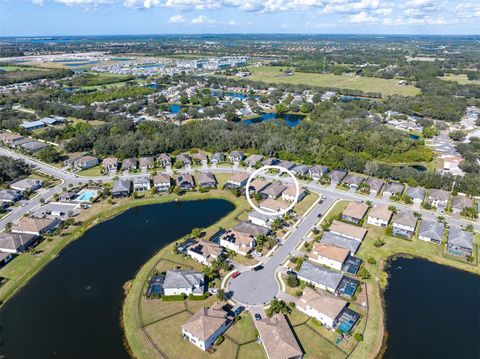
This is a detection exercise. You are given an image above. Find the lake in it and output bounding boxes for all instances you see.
[243,113,305,127]
[383,257,480,358]
[0,199,234,359]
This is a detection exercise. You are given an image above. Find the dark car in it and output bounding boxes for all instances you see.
[317,213,323,218]
[254,313,262,320]
[253,265,264,271]
[234,306,245,315]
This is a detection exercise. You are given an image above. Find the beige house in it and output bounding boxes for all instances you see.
[282,185,307,202]
[329,220,367,242]
[187,240,224,265]
[11,217,61,236]
[259,198,290,213]
[341,202,369,224]
[367,205,393,227]
[225,173,249,188]
[219,230,255,255]
[296,287,347,328]
[256,314,303,359]
[308,243,349,271]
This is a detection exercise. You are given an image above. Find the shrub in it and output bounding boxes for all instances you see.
[215,335,224,346]
[367,256,377,265]
[161,294,185,301]
[353,333,364,342]
[188,293,210,300]
[357,266,371,280]
[374,239,385,247]
[286,274,299,287]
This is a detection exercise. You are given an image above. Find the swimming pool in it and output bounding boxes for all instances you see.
[77,190,98,202]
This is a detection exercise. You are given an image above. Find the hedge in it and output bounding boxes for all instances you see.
[188,293,210,301]
[161,294,185,301]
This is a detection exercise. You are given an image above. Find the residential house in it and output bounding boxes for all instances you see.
[321,231,361,256]
[383,182,405,197]
[261,183,287,199]
[328,170,347,184]
[309,165,328,180]
[277,160,295,171]
[365,177,384,195]
[73,155,99,170]
[225,173,249,189]
[59,191,77,202]
[233,221,269,237]
[20,120,45,131]
[297,261,344,293]
[133,176,151,192]
[112,179,132,197]
[248,179,269,193]
[197,172,216,189]
[296,287,347,329]
[21,141,47,153]
[219,230,256,255]
[102,157,118,173]
[392,211,418,239]
[262,158,279,166]
[291,164,310,177]
[10,178,43,192]
[308,243,350,271]
[256,314,303,359]
[177,174,195,190]
[342,174,365,190]
[139,156,155,169]
[0,132,24,146]
[0,232,37,253]
[451,195,473,214]
[11,217,61,236]
[418,220,444,244]
[0,189,22,203]
[428,189,450,209]
[341,202,369,224]
[182,303,232,352]
[245,154,263,167]
[187,239,224,265]
[121,158,138,171]
[406,187,425,204]
[210,152,225,164]
[0,252,13,266]
[176,153,192,166]
[248,210,278,229]
[282,185,307,202]
[229,151,244,163]
[153,174,171,192]
[163,269,205,296]
[193,152,209,165]
[330,220,367,242]
[156,153,172,167]
[259,198,290,214]
[447,227,473,257]
[367,205,392,228]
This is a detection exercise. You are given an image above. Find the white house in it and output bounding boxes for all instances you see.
[248,210,278,228]
[133,176,151,192]
[282,185,307,202]
[225,173,249,189]
[163,270,205,296]
[296,287,346,329]
[308,243,349,272]
[367,205,392,228]
[186,240,224,266]
[219,230,255,255]
[153,174,171,192]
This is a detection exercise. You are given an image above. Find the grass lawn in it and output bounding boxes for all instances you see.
[231,253,260,266]
[295,192,320,216]
[294,324,345,359]
[439,74,480,85]
[77,165,103,177]
[237,342,266,359]
[236,66,420,97]
[226,314,258,343]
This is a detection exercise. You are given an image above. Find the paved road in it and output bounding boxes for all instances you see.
[227,197,334,306]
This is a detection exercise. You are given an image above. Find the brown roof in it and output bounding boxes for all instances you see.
[342,202,369,220]
[296,287,346,321]
[260,198,290,212]
[283,185,305,197]
[227,173,249,183]
[368,205,393,221]
[153,173,171,184]
[310,243,349,263]
[330,220,367,241]
[11,217,59,234]
[189,240,223,262]
[249,179,269,192]
[221,230,255,251]
[256,314,303,359]
[102,157,118,166]
[182,303,228,342]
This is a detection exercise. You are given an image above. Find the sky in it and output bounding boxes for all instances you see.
[0,0,479,36]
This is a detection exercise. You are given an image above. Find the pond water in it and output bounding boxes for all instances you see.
[0,199,234,359]
[409,134,420,140]
[243,113,305,127]
[409,164,427,172]
[383,257,480,358]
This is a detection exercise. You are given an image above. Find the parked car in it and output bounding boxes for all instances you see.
[317,213,323,218]
[232,271,241,278]
[253,265,264,271]
[254,313,262,321]
[234,306,245,315]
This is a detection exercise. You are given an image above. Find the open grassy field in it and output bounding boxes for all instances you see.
[240,66,420,97]
[439,74,480,85]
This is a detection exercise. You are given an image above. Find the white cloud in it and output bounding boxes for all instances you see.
[190,14,238,25]
[349,11,379,24]
[168,14,186,23]
[54,0,115,6]
[32,0,45,5]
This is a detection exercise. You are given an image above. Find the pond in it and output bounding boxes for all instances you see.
[383,257,480,358]
[243,113,305,127]
[0,199,234,358]
[408,164,427,172]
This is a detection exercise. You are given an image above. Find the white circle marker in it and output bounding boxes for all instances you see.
[245,165,300,217]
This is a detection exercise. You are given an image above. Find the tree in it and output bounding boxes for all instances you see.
[266,299,292,317]
[216,289,227,301]
[37,147,60,163]
[275,103,288,114]
[286,274,299,287]
[357,266,371,280]
[190,228,202,238]
[449,130,467,142]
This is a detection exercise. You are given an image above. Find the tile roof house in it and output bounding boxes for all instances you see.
[451,195,473,214]
[296,287,347,329]
[163,269,205,296]
[112,179,132,197]
[418,220,444,244]
[248,179,270,193]
[0,232,37,253]
[121,158,138,171]
[291,164,310,176]
[139,156,155,169]
[219,230,255,255]
[186,239,224,265]
[156,153,172,167]
[210,152,225,164]
[176,153,192,166]
[308,243,350,271]
[329,220,367,242]
[261,183,287,199]
[327,170,347,184]
[197,172,216,188]
[193,152,209,165]
[341,202,369,224]
[406,187,425,203]
[297,261,344,293]
[133,176,151,192]
[10,178,43,192]
[256,314,303,359]
[229,151,244,163]
[262,158,280,166]
[427,189,450,209]
[234,221,269,237]
[367,205,393,228]
[321,231,361,255]
[245,154,263,167]
[248,210,278,229]
[225,173,249,188]
[73,155,99,170]
[11,217,61,236]
[259,198,290,214]
[282,185,307,202]
[153,174,171,192]
[0,132,24,145]
[447,227,473,257]
[177,174,195,190]
[342,174,365,190]
[392,211,418,239]
[0,189,22,203]
[102,157,118,172]
[383,182,405,197]
[309,165,329,180]
[365,177,384,195]
[182,303,232,352]
[277,160,295,171]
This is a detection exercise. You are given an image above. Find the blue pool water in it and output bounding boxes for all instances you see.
[78,191,97,202]
[169,104,182,113]
[243,113,305,127]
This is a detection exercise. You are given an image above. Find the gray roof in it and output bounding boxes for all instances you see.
[407,187,425,200]
[133,176,151,185]
[176,153,191,164]
[233,221,269,237]
[0,232,36,252]
[447,227,473,250]
[112,179,131,192]
[309,165,328,176]
[163,270,204,292]
[297,261,344,291]
[419,220,444,242]
[0,189,21,201]
[197,172,216,185]
[292,164,310,175]
[121,158,138,169]
[384,182,405,195]
[230,151,244,160]
[343,174,365,186]
[21,141,47,151]
[211,152,225,162]
[328,170,347,182]
[277,160,295,170]
[451,196,473,210]
[10,178,42,191]
[393,211,418,228]
[428,189,450,202]
[262,183,287,197]
[365,177,384,192]
[245,154,263,166]
[262,158,279,166]
[321,231,361,254]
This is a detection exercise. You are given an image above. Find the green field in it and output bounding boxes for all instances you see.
[439,74,480,85]
[240,66,420,97]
